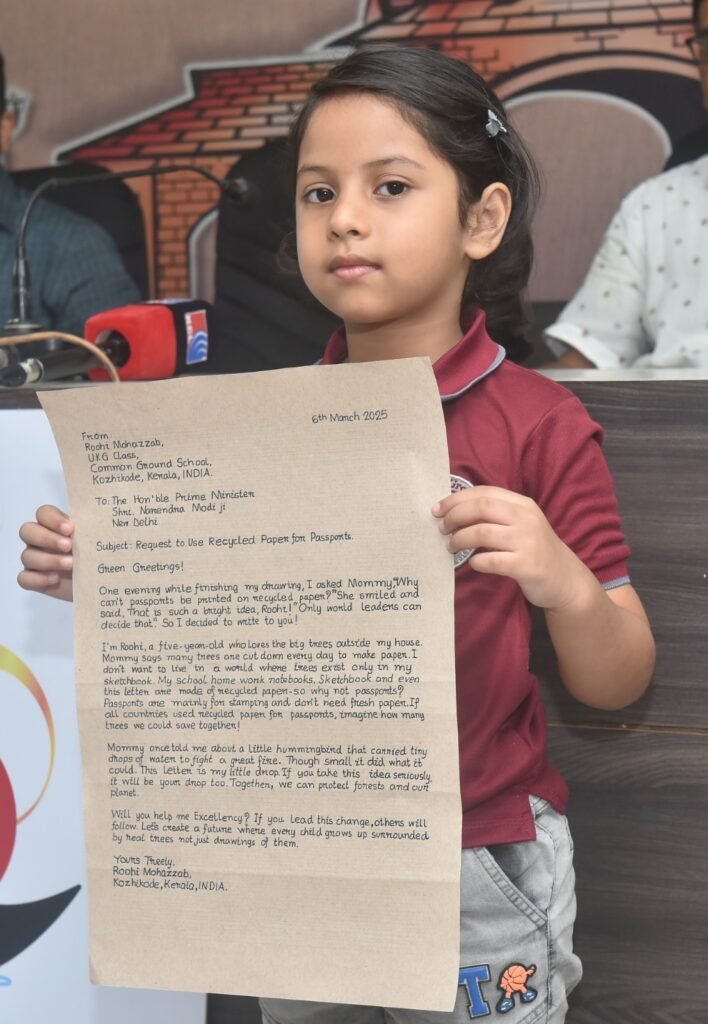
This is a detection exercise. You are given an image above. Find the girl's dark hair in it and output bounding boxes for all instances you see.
[286,44,540,353]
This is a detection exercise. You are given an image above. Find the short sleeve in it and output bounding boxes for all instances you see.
[522,395,630,589]
[544,188,650,369]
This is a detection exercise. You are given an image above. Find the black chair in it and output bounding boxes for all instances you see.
[10,160,149,299]
[524,300,567,366]
[211,139,339,374]
[664,122,708,171]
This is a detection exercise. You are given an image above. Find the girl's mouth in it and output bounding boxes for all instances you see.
[328,254,381,280]
[331,264,380,280]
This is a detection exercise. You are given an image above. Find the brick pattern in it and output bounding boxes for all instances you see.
[66,63,335,294]
[153,158,231,296]
[347,0,690,50]
[74,64,334,162]
[61,0,693,298]
[364,1,421,22]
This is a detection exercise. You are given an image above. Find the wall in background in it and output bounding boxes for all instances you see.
[2,1,704,311]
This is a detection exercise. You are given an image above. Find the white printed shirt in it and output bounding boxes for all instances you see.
[545,154,708,368]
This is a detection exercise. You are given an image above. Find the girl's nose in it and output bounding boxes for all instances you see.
[327,191,368,240]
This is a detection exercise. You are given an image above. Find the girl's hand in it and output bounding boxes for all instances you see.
[18,505,75,603]
[433,485,589,611]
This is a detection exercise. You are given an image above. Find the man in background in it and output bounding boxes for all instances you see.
[0,53,138,338]
[543,0,708,369]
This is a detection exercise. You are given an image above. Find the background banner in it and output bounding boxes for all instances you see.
[1,1,702,307]
[0,405,206,1024]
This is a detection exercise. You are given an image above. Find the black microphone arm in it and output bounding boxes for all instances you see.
[0,332,128,388]
[5,164,255,336]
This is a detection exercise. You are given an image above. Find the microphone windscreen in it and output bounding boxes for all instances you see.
[85,300,211,381]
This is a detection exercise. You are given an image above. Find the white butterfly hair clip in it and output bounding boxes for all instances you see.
[485,109,508,139]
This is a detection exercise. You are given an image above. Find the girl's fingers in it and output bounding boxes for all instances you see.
[436,495,519,535]
[17,569,60,591]
[445,523,510,554]
[434,485,530,518]
[17,568,73,602]
[17,507,75,602]
[19,522,73,553]
[20,548,73,572]
[466,550,516,576]
[35,505,73,534]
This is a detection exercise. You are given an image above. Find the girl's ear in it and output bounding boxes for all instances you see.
[463,182,512,261]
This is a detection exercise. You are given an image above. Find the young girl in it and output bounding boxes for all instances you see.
[18,45,655,1024]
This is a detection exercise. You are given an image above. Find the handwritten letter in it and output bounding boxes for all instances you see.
[41,360,460,1010]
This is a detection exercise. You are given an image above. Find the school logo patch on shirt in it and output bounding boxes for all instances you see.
[450,474,475,569]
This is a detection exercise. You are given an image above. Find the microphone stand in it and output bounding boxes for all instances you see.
[0,329,124,387]
[3,164,252,337]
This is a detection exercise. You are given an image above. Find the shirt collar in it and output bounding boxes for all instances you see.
[319,308,506,401]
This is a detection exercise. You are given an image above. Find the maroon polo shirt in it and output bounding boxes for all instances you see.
[320,310,630,847]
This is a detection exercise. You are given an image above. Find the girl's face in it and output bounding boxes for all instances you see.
[295,92,476,336]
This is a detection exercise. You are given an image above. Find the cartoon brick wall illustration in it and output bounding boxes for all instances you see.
[60,0,693,299]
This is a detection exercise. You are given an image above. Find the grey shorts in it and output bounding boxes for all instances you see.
[260,797,581,1024]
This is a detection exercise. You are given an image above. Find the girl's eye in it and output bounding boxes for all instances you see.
[376,181,408,197]
[304,187,335,204]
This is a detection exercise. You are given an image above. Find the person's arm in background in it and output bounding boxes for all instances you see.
[540,184,650,370]
[37,214,141,337]
[544,348,595,369]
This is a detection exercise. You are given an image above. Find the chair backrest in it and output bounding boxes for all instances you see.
[509,91,669,305]
[664,123,708,171]
[212,139,340,374]
[10,160,149,299]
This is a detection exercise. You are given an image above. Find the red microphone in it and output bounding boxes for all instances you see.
[86,300,211,381]
[0,300,212,387]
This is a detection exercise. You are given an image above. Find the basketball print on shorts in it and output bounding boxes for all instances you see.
[496,962,538,1014]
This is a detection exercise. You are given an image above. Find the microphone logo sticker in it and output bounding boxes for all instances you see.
[184,310,209,365]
